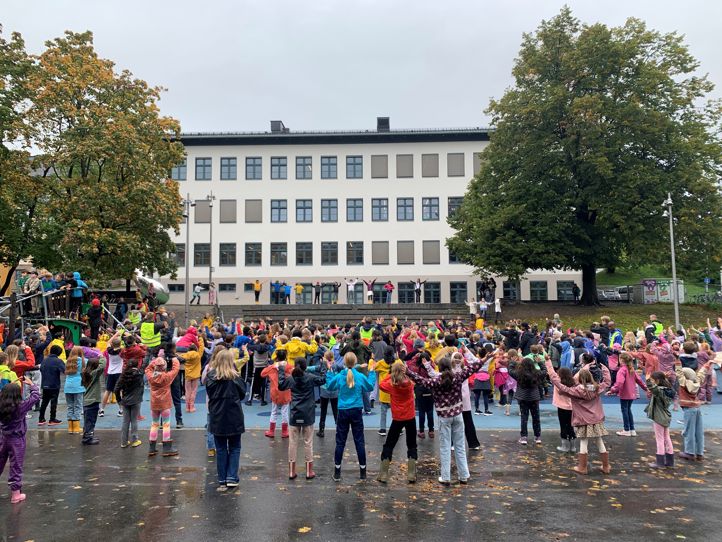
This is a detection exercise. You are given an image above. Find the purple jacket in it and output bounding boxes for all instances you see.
[1,384,40,438]
[609,365,647,400]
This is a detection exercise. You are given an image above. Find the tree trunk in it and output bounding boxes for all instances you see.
[580,263,600,306]
[1,264,18,296]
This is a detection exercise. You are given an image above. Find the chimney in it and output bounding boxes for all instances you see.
[377,116,390,132]
[270,120,289,133]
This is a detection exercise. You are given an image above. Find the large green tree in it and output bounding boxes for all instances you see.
[447,8,722,304]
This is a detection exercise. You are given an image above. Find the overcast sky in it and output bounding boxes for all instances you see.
[4,0,721,133]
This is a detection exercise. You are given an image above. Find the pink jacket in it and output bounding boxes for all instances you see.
[546,360,611,427]
[552,386,573,410]
[176,327,199,349]
[609,365,647,399]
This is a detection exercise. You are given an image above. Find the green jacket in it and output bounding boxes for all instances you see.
[83,359,107,406]
[644,380,673,427]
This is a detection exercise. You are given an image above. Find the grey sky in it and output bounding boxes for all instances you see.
[4,0,722,132]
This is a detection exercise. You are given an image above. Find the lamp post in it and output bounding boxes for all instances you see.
[663,193,681,331]
[207,191,216,308]
[182,193,194,326]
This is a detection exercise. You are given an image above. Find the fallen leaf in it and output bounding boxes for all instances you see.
[298,527,312,533]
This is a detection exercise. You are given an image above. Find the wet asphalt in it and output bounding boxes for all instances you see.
[1,429,720,542]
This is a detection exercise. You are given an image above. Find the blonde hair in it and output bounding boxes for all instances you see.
[390,360,407,386]
[619,352,634,372]
[344,352,357,388]
[214,350,239,380]
[577,368,599,390]
[5,345,18,369]
[66,346,83,375]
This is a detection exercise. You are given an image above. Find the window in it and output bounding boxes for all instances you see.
[194,243,210,267]
[449,248,461,264]
[296,242,313,266]
[346,155,363,179]
[270,243,287,266]
[296,156,312,179]
[372,283,386,304]
[168,284,185,292]
[397,240,414,265]
[219,200,237,223]
[348,283,364,304]
[450,282,468,304]
[171,159,187,181]
[271,200,287,223]
[243,283,254,293]
[271,157,287,179]
[530,280,548,301]
[295,199,312,223]
[245,199,262,223]
[346,198,363,222]
[219,243,236,266]
[372,241,389,265]
[448,196,464,217]
[297,283,313,304]
[321,156,337,179]
[422,197,439,221]
[174,243,185,267]
[219,283,236,292]
[321,242,338,265]
[220,157,237,180]
[473,152,483,175]
[195,157,212,180]
[422,240,440,264]
[503,281,519,301]
[371,198,388,221]
[398,283,415,304]
[421,154,439,177]
[397,198,414,221]
[194,200,211,223]
[447,153,465,177]
[346,241,363,265]
[396,154,413,178]
[371,155,388,178]
[321,199,338,222]
[246,157,262,180]
[245,243,262,266]
[424,282,441,303]
[557,280,575,301]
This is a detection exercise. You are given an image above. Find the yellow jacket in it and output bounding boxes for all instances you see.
[183,350,202,380]
[272,338,318,365]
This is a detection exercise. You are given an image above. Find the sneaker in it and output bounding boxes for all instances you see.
[121,442,130,448]
[484,411,493,416]
[518,437,528,445]
[131,439,142,447]
[226,481,239,488]
[98,409,105,417]
[378,429,387,436]
[474,410,482,415]
[629,430,637,436]
[469,445,481,451]
[38,420,46,426]
[176,422,184,429]
[217,484,228,492]
[333,466,342,482]
[438,477,451,487]
[117,410,124,417]
[417,431,425,439]
[26,413,33,419]
[616,430,631,437]
[459,478,469,485]
[208,449,216,457]
[535,437,542,444]
[48,419,62,426]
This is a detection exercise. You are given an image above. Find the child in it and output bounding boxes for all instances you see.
[374,347,394,435]
[38,344,65,426]
[552,367,576,452]
[325,352,377,481]
[377,360,418,484]
[458,352,481,451]
[472,356,493,415]
[545,356,611,475]
[64,347,85,434]
[608,352,647,437]
[0,377,40,503]
[676,361,712,460]
[317,350,341,438]
[181,345,202,413]
[278,357,327,480]
[145,352,180,456]
[81,356,105,445]
[509,353,545,445]
[100,336,123,418]
[645,371,675,468]
[261,349,292,439]
[114,363,145,448]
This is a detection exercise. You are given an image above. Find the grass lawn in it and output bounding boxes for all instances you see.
[596,266,712,298]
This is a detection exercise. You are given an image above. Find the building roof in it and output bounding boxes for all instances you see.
[178,127,492,147]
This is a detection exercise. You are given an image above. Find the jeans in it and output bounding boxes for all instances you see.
[121,403,141,444]
[653,422,673,455]
[65,392,83,421]
[334,408,366,467]
[39,388,60,421]
[715,367,722,393]
[682,407,704,455]
[381,418,417,461]
[518,400,541,438]
[214,434,242,484]
[385,291,392,304]
[557,408,576,440]
[417,395,434,432]
[438,414,469,482]
[83,402,100,441]
[362,391,371,412]
[206,413,215,450]
[462,410,480,448]
[379,402,390,431]
[620,398,634,431]
[318,397,338,429]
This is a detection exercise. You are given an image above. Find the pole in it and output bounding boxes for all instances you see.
[666,193,681,331]
[184,193,190,326]
[208,191,214,306]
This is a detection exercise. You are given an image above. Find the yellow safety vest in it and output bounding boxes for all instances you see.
[140,322,161,348]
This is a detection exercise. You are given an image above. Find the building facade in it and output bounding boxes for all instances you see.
[162,118,580,305]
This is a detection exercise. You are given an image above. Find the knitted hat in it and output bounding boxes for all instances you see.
[91,298,101,307]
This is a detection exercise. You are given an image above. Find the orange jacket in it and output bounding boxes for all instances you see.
[145,358,180,411]
[260,364,292,405]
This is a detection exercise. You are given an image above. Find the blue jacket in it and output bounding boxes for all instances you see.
[325,368,376,410]
[40,355,65,389]
[233,334,253,350]
[72,272,87,298]
[64,356,86,394]
[559,341,573,370]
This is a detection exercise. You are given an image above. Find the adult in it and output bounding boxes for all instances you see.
[253,279,264,304]
[270,280,282,305]
[329,282,341,304]
[572,283,581,303]
[86,298,103,340]
[208,282,217,307]
[190,282,203,305]
[383,281,394,304]
[362,279,377,304]
[312,282,322,304]
[413,278,426,303]
[344,278,358,305]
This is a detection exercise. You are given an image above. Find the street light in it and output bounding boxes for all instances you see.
[182,193,194,326]
[662,193,681,331]
[207,191,216,311]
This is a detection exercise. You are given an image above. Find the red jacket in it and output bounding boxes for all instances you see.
[378,375,415,421]
[261,364,292,405]
[13,346,36,378]
[120,344,147,369]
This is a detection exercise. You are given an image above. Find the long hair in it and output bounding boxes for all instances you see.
[516,358,540,388]
[66,346,83,376]
[577,368,598,391]
[0,383,22,424]
[81,357,100,388]
[293,357,307,378]
[214,350,239,380]
[4,345,18,369]
[651,371,671,388]
[558,367,575,387]
[438,356,454,391]
[390,360,407,386]
[620,352,634,373]
[344,352,357,388]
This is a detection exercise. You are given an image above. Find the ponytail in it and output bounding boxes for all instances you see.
[343,352,357,389]
[292,357,307,378]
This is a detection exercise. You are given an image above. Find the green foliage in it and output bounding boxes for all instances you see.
[448,7,722,304]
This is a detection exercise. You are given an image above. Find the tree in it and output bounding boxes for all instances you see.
[21,31,185,286]
[447,7,722,305]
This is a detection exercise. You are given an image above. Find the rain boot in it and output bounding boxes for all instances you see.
[649,454,665,469]
[264,422,276,439]
[316,425,325,438]
[67,421,74,434]
[148,440,158,457]
[10,490,26,504]
[665,453,675,468]
[289,462,297,480]
[407,458,417,483]
[306,461,316,480]
[573,453,588,475]
[569,439,577,453]
[359,465,367,480]
[377,459,390,483]
[162,440,179,457]
[556,439,570,452]
[600,452,611,474]
[281,422,289,439]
